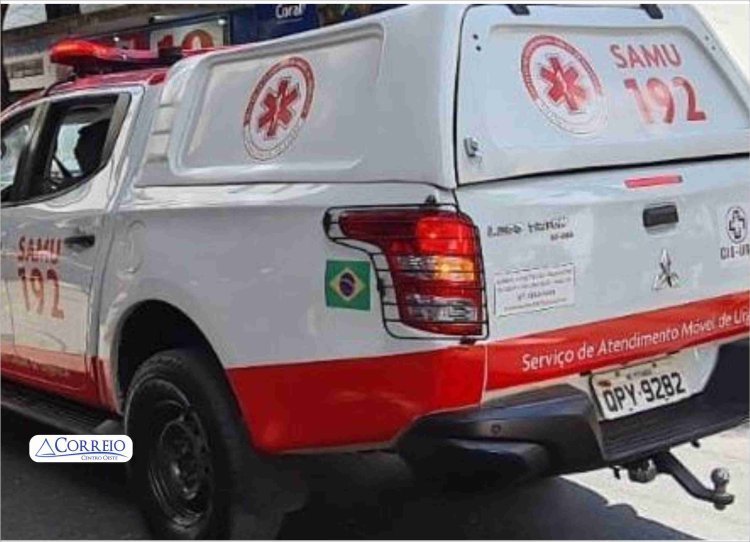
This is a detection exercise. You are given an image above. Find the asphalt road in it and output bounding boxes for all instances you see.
[2,411,748,540]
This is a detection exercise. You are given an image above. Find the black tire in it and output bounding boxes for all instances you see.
[124,348,284,539]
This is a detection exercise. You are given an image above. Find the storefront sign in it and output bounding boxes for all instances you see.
[151,21,226,51]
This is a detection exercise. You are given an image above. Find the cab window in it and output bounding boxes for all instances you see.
[0,110,34,203]
[25,96,118,201]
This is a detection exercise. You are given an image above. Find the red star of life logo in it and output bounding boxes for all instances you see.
[257,77,300,139]
[540,56,588,112]
[244,57,315,160]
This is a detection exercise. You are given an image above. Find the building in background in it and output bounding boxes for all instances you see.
[1,3,397,103]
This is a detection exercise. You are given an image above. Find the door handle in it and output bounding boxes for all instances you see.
[64,234,96,250]
[643,204,679,229]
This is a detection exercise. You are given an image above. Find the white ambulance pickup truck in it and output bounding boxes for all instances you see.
[1,3,748,538]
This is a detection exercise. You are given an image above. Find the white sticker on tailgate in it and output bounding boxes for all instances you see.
[494,263,575,317]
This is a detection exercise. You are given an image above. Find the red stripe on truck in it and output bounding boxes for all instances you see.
[229,291,748,452]
[0,345,103,407]
[226,346,485,453]
[486,291,749,391]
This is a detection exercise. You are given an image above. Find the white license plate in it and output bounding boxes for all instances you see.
[591,358,694,420]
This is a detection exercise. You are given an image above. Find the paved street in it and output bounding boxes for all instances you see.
[1,411,747,540]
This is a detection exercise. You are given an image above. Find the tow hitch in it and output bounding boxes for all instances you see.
[615,451,734,510]
[653,452,734,510]
[620,451,734,510]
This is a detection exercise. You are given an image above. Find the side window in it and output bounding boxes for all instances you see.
[26,96,118,201]
[0,111,34,203]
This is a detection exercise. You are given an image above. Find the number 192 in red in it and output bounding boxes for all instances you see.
[624,76,707,125]
[17,267,65,319]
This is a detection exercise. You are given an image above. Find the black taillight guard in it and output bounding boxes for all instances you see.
[323,203,489,341]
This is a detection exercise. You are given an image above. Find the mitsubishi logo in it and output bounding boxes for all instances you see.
[653,249,679,290]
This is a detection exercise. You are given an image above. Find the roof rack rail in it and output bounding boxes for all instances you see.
[507,5,530,16]
[640,4,664,20]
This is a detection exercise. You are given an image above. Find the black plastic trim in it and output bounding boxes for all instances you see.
[401,384,603,473]
[1,378,115,434]
[507,5,530,16]
[640,4,664,20]
[399,339,749,476]
[643,203,679,228]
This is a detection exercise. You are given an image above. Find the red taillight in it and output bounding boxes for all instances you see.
[338,209,484,336]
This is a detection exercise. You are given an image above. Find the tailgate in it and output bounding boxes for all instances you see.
[459,158,750,390]
[456,4,750,183]
[460,157,749,340]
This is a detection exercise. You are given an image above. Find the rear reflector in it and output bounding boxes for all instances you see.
[334,207,485,337]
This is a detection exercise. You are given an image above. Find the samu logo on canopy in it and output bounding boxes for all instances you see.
[29,435,133,463]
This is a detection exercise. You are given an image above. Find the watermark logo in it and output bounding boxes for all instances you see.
[29,435,132,463]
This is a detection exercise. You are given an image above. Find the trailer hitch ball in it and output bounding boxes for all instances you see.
[711,468,730,492]
[711,468,731,510]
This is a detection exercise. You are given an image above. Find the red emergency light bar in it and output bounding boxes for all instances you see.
[49,39,215,76]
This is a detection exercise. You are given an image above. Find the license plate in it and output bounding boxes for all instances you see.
[591,358,694,420]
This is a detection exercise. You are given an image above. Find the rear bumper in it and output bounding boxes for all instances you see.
[398,340,748,478]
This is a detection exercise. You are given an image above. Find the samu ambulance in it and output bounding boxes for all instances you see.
[1,3,748,538]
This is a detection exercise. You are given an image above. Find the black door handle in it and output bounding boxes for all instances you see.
[643,204,679,229]
[64,234,96,250]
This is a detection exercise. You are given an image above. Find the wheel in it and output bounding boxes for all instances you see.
[125,348,284,539]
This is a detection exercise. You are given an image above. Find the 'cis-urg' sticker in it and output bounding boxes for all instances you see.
[325,260,371,311]
[243,57,315,161]
[719,205,750,266]
[521,35,606,135]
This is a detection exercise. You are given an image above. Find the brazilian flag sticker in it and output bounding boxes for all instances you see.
[325,260,371,311]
